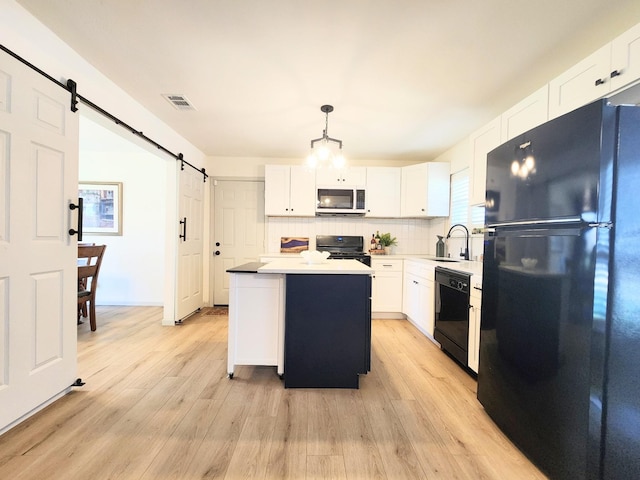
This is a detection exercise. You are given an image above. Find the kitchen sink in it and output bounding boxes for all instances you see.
[430,257,460,263]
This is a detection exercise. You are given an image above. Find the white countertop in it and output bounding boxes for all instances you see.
[365,253,483,277]
[258,252,483,284]
[258,258,372,275]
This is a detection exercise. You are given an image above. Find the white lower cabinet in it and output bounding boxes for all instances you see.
[402,261,435,336]
[371,258,403,312]
[227,272,284,377]
[468,283,482,373]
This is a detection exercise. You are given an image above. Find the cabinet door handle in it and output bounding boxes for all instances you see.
[595,78,606,86]
[610,69,621,78]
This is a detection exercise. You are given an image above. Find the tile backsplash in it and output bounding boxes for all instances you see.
[267,216,444,255]
[267,216,484,260]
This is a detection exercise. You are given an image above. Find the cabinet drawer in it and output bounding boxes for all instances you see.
[404,260,433,280]
[371,258,403,272]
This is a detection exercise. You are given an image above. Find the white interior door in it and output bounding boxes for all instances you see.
[176,164,204,320]
[0,54,79,432]
[213,180,265,305]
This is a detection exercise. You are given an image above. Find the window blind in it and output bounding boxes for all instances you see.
[450,169,469,226]
[471,204,485,226]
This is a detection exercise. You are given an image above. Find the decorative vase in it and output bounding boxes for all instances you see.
[384,246,391,255]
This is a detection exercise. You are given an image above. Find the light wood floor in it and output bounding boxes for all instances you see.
[0,306,546,480]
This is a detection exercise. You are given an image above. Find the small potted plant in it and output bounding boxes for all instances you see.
[378,232,397,254]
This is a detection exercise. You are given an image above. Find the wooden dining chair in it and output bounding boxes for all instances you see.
[77,244,106,332]
[77,242,95,318]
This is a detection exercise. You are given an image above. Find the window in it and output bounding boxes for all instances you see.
[450,169,469,226]
[471,204,486,226]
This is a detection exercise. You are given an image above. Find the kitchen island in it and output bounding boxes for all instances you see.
[227,258,372,388]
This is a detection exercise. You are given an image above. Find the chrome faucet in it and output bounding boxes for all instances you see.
[446,223,470,260]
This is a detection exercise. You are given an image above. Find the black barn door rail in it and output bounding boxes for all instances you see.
[0,43,207,182]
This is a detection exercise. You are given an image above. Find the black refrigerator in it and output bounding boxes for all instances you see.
[477,99,640,480]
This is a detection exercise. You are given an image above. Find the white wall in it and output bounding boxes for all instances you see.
[2,1,208,322]
[79,116,167,305]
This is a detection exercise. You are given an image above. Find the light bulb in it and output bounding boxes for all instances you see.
[332,153,346,168]
[317,144,330,161]
[511,160,520,176]
[306,153,318,168]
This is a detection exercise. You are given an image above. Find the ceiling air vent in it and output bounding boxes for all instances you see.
[162,94,196,111]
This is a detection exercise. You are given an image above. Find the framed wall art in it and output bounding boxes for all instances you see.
[79,181,123,235]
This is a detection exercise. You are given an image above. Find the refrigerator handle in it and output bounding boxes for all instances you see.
[588,222,613,229]
[487,217,583,228]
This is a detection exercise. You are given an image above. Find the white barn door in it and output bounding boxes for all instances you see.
[0,55,79,431]
[176,164,204,321]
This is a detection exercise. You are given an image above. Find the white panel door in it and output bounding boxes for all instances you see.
[0,54,79,432]
[213,180,265,305]
[176,165,204,321]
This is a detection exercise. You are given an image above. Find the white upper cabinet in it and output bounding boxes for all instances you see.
[400,162,450,218]
[264,165,316,216]
[610,22,640,92]
[315,166,367,187]
[469,117,501,206]
[549,22,640,119]
[501,86,549,141]
[548,44,611,119]
[365,167,401,217]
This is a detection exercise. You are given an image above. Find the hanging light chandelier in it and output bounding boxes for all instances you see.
[306,104,345,168]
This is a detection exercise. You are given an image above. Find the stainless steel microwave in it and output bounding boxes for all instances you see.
[316,187,366,215]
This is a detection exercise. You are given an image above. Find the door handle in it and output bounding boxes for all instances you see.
[68,198,83,241]
[179,217,187,241]
[214,251,221,256]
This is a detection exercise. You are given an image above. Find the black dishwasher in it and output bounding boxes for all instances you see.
[434,267,470,367]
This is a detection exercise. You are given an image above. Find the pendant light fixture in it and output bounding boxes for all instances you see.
[306,104,345,168]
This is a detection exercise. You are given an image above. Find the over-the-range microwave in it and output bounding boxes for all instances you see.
[315,187,366,216]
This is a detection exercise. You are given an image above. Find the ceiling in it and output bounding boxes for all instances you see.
[16,0,640,162]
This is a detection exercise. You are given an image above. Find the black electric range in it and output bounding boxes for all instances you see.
[316,235,371,267]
